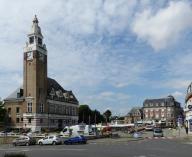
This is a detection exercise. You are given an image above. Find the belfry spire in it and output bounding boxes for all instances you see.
[33,15,39,24]
[29,15,42,37]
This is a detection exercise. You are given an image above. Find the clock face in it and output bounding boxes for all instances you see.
[27,51,33,60]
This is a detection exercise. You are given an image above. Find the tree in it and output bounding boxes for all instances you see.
[0,100,6,122]
[78,105,105,125]
[103,109,112,123]
[91,110,105,124]
[78,105,92,124]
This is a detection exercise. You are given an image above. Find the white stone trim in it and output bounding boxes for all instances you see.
[22,113,78,132]
[24,44,47,55]
[23,113,78,119]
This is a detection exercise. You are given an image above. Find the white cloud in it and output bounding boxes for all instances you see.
[132,1,192,50]
[80,91,130,115]
[163,79,190,89]
[167,52,192,77]
[171,91,183,98]
[0,0,144,105]
[162,51,192,91]
[1,0,191,114]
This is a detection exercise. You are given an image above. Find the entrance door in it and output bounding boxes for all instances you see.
[58,119,63,129]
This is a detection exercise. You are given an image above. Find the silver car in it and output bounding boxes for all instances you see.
[38,135,62,145]
[12,136,36,146]
[153,128,163,137]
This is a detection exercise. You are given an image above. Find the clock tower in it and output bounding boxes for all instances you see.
[23,15,47,114]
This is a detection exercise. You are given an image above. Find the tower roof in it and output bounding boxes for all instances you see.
[33,15,39,24]
[28,15,43,37]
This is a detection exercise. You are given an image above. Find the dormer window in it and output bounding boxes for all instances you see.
[38,38,42,45]
[29,36,34,44]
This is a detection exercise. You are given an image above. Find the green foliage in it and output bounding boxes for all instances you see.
[0,100,6,122]
[78,105,92,124]
[103,109,112,122]
[78,105,105,124]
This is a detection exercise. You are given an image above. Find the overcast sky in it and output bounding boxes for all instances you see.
[0,0,192,115]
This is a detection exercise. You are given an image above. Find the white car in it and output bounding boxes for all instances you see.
[38,135,62,145]
[0,131,5,136]
[145,125,154,131]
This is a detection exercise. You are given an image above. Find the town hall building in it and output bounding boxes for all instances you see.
[4,16,79,132]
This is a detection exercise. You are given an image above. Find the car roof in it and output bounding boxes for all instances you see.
[154,128,162,131]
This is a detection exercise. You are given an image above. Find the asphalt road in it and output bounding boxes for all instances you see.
[0,138,192,157]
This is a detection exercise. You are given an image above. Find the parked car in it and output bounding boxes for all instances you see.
[153,128,163,137]
[0,130,15,136]
[0,131,5,136]
[64,135,87,145]
[12,136,36,146]
[38,135,62,145]
[133,132,142,138]
[145,125,154,131]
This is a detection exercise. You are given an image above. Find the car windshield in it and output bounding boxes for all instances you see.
[154,129,162,133]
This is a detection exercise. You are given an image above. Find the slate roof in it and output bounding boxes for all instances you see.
[47,78,78,104]
[143,95,180,108]
[126,107,142,116]
[186,82,192,102]
[4,86,24,101]
[4,77,78,104]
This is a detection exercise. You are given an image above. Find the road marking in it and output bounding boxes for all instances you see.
[34,148,87,151]
[145,136,175,140]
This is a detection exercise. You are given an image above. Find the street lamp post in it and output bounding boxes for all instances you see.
[165,100,168,127]
[47,102,50,134]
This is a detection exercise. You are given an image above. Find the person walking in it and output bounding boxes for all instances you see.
[185,124,189,135]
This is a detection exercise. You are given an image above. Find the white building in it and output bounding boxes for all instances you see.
[185,82,192,134]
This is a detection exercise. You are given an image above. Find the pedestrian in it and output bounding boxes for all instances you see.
[185,125,188,135]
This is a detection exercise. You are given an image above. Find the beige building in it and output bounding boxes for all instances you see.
[124,107,143,124]
[143,95,183,127]
[4,16,79,132]
[185,82,192,133]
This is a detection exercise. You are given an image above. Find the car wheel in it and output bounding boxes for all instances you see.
[26,142,29,146]
[52,141,56,145]
[83,141,86,144]
[39,142,43,145]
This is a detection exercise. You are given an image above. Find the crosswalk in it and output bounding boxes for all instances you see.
[144,136,174,140]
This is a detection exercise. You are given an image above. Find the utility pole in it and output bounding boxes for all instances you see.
[94,111,97,136]
[47,102,50,134]
[165,100,168,127]
[89,115,91,125]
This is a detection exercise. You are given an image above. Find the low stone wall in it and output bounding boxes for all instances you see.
[0,136,17,145]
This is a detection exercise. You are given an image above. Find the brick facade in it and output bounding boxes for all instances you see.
[143,95,183,127]
[4,16,79,132]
